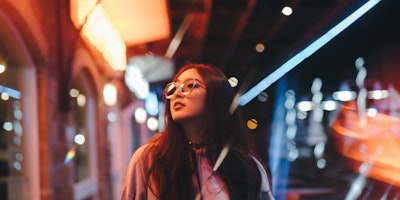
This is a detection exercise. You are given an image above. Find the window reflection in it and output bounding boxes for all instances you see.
[70,70,98,199]
[0,65,24,199]
[70,86,90,182]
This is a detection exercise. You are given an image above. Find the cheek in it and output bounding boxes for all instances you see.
[189,95,206,117]
[191,99,206,114]
[191,91,206,110]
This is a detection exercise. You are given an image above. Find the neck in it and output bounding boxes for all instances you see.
[187,140,207,149]
[184,129,204,144]
[180,119,205,144]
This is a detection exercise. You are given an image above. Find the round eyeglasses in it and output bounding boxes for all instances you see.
[164,78,205,99]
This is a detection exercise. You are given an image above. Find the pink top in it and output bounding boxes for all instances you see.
[120,144,274,200]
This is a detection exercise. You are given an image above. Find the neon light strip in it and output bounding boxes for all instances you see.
[238,0,381,106]
[0,85,21,99]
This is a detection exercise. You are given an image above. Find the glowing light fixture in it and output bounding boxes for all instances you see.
[101,0,170,45]
[238,0,382,106]
[82,5,126,71]
[103,83,118,106]
[70,1,126,71]
[70,0,98,27]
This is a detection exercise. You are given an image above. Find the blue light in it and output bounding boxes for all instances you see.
[0,85,21,100]
[145,92,159,116]
[238,0,381,106]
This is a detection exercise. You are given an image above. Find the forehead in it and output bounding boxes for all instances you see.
[176,68,204,82]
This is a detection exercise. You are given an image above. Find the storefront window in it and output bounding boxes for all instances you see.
[0,69,23,199]
[70,85,90,182]
[0,61,39,199]
[70,70,98,199]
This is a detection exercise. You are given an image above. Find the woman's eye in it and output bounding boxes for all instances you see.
[186,83,195,88]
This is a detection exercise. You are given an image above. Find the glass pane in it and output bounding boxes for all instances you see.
[70,82,90,183]
[0,65,23,199]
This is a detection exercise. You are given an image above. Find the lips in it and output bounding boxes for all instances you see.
[173,102,185,110]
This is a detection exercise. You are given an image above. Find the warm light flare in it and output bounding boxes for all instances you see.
[331,101,400,186]
[70,0,98,28]
[101,0,170,45]
[82,5,126,71]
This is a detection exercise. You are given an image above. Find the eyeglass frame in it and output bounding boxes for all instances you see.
[164,78,205,99]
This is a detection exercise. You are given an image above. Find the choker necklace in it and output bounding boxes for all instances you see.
[188,141,207,148]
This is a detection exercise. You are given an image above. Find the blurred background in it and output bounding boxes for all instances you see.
[0,0,399,199]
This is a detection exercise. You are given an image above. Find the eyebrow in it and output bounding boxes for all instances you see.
[175,77,203,83]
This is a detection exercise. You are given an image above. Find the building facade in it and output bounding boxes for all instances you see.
[0,1,140,199]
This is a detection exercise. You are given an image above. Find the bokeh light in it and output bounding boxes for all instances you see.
[247,118,258,130]
[281,6,293,16]
[103,83,117,106]
[0,63,5,73]
[255,43,265,53]
[147,117,158,131]
[74,134,86,145]
[228,77,238,88]
[134,107,147,124]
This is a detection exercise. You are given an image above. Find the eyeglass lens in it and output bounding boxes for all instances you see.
[165,79,198,99]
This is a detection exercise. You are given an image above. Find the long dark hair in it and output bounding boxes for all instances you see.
[145,63,263,199]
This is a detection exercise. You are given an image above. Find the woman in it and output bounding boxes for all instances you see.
[121,63,274,200]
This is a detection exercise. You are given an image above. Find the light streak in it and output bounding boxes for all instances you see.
[0,85,21,100]
[238,0,382,106]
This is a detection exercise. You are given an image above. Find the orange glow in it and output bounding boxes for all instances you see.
[70,0,171,70]
[81,5,127,71]
[70,0,126,71]
[101,0,170,45]
[70,0,98,28]
[331,101,400,186]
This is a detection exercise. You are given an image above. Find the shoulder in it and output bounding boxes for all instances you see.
[130,132,165,163]
[121,134,163,197]
[131,144,150,163]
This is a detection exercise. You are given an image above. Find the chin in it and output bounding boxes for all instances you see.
[171,114,187,122]
[172,113,199,123]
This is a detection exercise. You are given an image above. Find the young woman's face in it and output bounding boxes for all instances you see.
[169,68,207,123]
